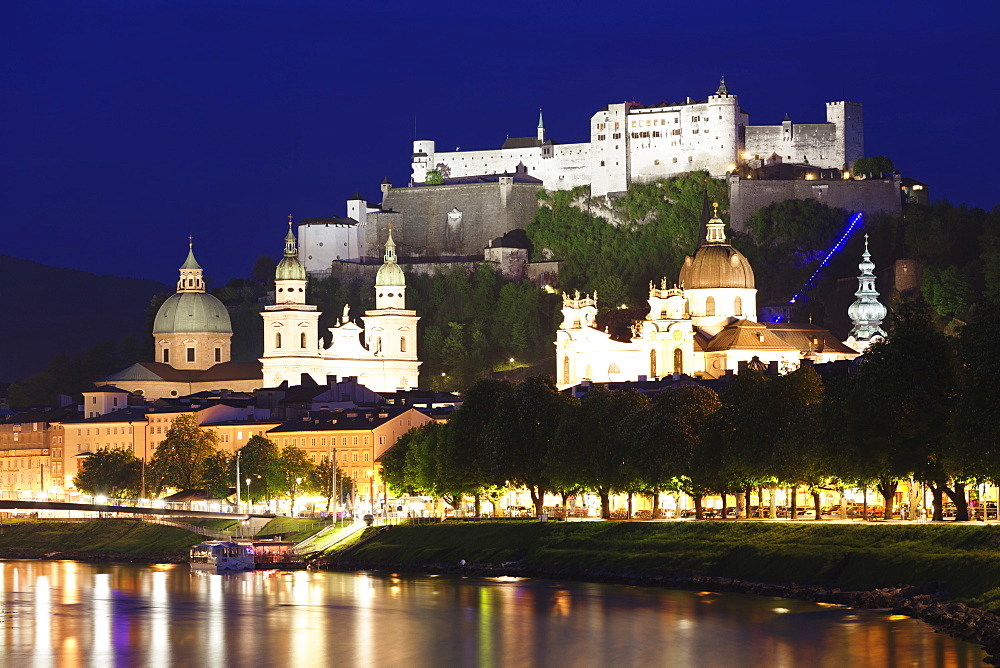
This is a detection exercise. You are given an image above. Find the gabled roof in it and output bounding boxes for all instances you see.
[62,407,151,425]
[100,361,262,384]
[701,320,857,355]
[702,320,791,351]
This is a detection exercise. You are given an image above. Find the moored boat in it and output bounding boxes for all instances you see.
[189,541,255,572]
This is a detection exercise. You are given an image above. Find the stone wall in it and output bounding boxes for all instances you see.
[745,122,841,169]
[366,181,542,258]
[728,174,902,231]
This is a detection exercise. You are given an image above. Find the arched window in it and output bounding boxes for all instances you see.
[650,349,657,378]
[674,348,683,374]
[400,337,406,353]
[734,296,743,317]
[562,356,570,384]
[705,296,716,316]
[300,332,307,348]
[276,332,282,349]
[585,364,592,380]
[608,363,620,375]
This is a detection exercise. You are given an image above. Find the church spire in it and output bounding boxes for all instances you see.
[384,227,397,265]
[284,214,297,257]
[537,108,546,143]
[716,75,729,96]
[845,234,887,351]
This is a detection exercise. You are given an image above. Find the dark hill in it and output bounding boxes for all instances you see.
[0,255,168,382]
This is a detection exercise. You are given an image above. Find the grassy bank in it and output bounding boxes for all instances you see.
[336,521,1000,610]
[0,519,203,560]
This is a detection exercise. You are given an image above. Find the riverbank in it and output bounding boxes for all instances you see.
[313,520,1000,663]
[0,519,202,563]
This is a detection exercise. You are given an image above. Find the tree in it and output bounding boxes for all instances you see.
[424,169,444,184]
[250,254,278,284]
[828,300,959,520]
[852,156,895,178]
[310,456,352,512]
[486,377,577,515]
[549,387,647,518]
[641,385,721,519]
[236,435,283,504]
[202,450,235,499]
[277,445,316,512]
[148,414,219,492]
[73,448,142,498]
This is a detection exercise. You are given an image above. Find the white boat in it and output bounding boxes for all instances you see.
[189,541,255,572]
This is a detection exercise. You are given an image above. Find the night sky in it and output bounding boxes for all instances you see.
[3,1,994,284]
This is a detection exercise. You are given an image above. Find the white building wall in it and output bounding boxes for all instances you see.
[413,91,858,198]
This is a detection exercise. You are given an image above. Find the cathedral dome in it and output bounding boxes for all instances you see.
[679,244,755,289]
[153,292,232,334]
[678,206,755,289]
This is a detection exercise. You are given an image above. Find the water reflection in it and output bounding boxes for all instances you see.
[0,560,986,667]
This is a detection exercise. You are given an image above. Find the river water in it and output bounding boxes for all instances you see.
[0,560,985,667]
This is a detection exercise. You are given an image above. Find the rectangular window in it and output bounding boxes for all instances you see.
[186,348,195,362]
[597,134,605,141]
[364,452,370,463]
[342,452,348,462]
[672,129,681,136]
[310,437,316,447]
[320,437,326,446]
[352,452,358,462]
[163,349,169,363]
[215,348,221,362]
[653,131,661,138]
[352,436,358,445]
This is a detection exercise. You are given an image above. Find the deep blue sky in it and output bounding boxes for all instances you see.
[3,1,995,283]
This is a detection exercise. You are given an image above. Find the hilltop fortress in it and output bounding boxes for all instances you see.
[299,80,898,277]
[411,79,863,198]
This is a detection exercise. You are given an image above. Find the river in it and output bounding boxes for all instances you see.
[0,560,985,667]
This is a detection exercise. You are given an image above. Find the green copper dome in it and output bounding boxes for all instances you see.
[275,223,306,281]
[153,292,232,334]
[375,230,405,286]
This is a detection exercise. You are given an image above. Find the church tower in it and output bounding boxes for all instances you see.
[261,217,322,386]
[152,240,232,370]
[360,230,421,388]
[844,234,887,352]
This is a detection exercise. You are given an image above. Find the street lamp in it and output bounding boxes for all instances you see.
[366,470,375,514]
[295,476,302,517]
[235,450,241,512]
[245,477,252,513]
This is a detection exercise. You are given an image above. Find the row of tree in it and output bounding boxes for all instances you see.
[384,299,999,521]
[73,414,352,511]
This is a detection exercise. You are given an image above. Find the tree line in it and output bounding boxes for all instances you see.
[73,414,352,511]
[384,299,1000,521]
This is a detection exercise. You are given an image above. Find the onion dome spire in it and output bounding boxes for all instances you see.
[716,75,729,95]
[275,215,306,282]
[847,234,888,344]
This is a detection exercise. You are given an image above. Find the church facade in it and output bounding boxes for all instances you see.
[260,224,421,391]
[555,207,860,389]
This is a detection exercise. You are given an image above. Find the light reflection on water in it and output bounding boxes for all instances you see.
[0,560,986,667]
